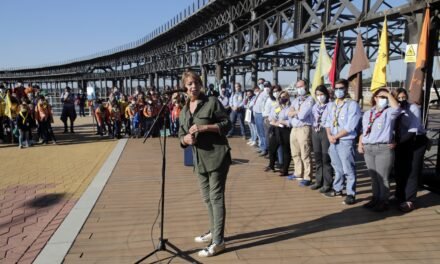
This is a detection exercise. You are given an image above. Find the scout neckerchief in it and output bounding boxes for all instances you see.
[332,98,349,128]
[314,103,328,132]
[19,111,28,124]
[364,106,388,136]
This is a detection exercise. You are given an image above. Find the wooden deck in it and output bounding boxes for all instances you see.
[64,137,440,263]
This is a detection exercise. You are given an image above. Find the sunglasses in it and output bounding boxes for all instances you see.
[377,95,387,99]
[334,87,345,90]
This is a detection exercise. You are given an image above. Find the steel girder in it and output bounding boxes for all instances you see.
[0,0,438,82]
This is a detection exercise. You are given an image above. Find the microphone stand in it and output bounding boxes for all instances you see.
[137,95,200,264]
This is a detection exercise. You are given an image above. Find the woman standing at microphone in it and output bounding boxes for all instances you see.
[178,71,232,257]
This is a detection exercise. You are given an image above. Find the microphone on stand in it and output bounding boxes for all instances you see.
[163,88,187,95]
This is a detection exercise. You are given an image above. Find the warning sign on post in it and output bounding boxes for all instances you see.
[405,44,417,63]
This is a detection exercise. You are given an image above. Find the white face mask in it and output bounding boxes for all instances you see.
[258,84,264,89]
[378,98,388,109]
[264,87,270,93]
[317,95,326,104]
[273,92,279,99]
[297,87,306,96]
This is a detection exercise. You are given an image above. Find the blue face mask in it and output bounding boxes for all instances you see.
[334,89,345,99]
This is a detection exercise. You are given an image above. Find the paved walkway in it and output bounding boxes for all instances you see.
[0,117,117,264]
[63,137,440,263]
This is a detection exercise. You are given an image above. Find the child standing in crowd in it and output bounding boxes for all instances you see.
[95,100,111,136]
[125,97,137,137]
[35,95,56,144]
[110,100,122,139]
[119,95,129,135]
[324,79,362,205]
[170,98,182,137]
[16,103,32,148]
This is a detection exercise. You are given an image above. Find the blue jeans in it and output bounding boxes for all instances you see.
[329,140,356,196]
[248,122,257,142]
[254,113,266,151]
[228,109,245,136]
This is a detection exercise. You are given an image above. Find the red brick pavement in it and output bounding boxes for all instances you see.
[0,184,77,264]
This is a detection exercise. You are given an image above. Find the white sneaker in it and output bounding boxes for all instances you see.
[194,231,212,243]
[198,242,225,257]
[249,141,256,146]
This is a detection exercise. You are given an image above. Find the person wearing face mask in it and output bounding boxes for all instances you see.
[358,88,400,211]
[264,85,284,164]
[244,89,258,146]
[310,85,333,193]
[218,83,230,114]
[323,79,362,205]
[392,88,427,212]
[265,91,292,176]
[227,83,246,138]
[287,79,314,187]
[252,79,270,156]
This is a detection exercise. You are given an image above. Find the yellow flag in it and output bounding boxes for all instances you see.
[4,92,12,119]
[371,17,388,92]
[312,37,332,96]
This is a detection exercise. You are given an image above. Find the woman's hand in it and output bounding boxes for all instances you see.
[189,124,207,135]
[388,143,396,149]
[288,109,297,118]
[183,133,197,145]
[328,134,337,144]
[358,143,364,154]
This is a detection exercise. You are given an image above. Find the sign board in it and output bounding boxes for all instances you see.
[405,44,417,63]
[86,86,95,100]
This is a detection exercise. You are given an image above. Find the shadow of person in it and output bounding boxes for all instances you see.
[25,193,66,208]
[223,191,440,253]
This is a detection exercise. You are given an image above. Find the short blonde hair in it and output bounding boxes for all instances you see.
[181,71,203,88]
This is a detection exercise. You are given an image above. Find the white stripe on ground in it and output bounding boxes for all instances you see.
[34,138,128,264]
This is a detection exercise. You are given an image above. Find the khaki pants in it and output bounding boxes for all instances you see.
[290,126,312,181]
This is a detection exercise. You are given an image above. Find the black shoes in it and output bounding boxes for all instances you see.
[324,190,343,198]
[343,195,356,205]
[259,151,268,157]
[264,166,275,172]
[310,184,322,190]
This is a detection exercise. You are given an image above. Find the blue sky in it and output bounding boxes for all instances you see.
[0,0,195,68]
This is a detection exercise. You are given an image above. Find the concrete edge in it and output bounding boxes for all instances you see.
[33,138,128,264]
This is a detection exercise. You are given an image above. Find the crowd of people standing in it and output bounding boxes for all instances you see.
[0,77,428,213]
[216,77,427,213]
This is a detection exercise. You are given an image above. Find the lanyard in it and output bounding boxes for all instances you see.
[332,98,348,128]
